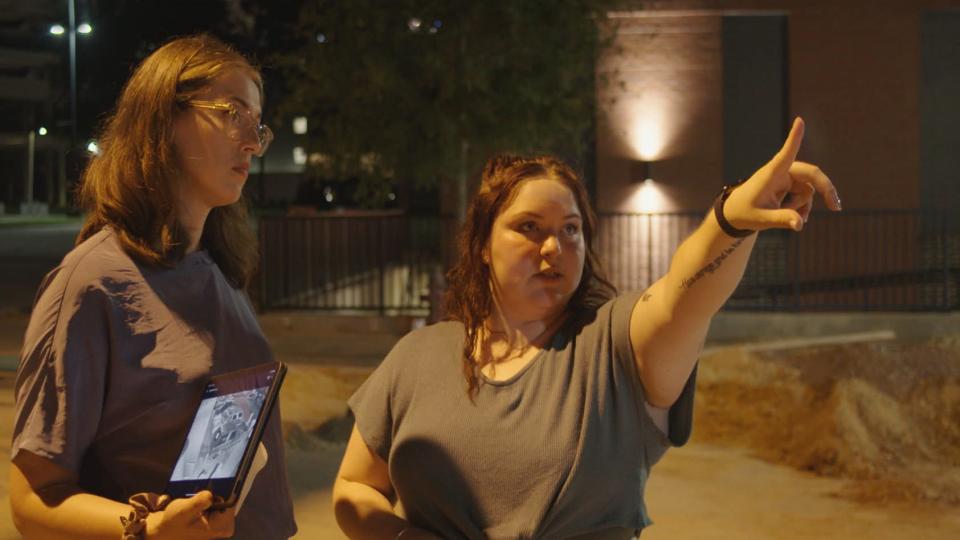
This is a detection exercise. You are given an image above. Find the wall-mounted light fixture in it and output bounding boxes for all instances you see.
[625,159,672,212]
[631,159,653,182]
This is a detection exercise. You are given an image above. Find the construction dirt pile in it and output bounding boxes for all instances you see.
[694,335,960,507]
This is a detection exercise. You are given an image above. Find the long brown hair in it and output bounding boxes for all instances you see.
[444,154,617,396]
[77,34,261,289]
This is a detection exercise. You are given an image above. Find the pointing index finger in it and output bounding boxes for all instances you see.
[774,117,805,170]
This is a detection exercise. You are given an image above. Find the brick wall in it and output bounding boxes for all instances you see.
[597,12,723,212]
[596,0,956,213]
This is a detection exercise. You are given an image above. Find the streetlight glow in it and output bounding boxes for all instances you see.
[77,23,92,34]
[38,127,48,136]
[49,24,66,35]
[87,140,100,155]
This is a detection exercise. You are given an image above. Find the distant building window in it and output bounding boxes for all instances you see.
[293,116,308,134]
[293,146,307,165]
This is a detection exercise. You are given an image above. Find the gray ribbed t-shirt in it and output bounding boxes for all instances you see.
[11,228,297,539]
[349,292,696,539]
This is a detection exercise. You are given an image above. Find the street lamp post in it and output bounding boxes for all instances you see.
[68,0,78,150]
[50,0,88,208]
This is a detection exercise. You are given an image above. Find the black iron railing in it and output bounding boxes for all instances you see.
[257,212,456,312]
[723,210,958,311]
[256,210,958,312]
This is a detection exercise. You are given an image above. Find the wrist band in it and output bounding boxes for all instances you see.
[713,183,756,238]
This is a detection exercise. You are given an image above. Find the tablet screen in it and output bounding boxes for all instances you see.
[169,386,268,482]
[167,362,282,500]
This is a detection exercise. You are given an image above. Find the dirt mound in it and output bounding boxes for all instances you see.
[694,336,960,506]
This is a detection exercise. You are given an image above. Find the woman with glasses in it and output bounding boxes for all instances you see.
[9,35,293,539]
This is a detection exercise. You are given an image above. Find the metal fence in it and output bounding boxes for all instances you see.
[258,212,455,312]
[599,210,958,311]
[257,210,958,312]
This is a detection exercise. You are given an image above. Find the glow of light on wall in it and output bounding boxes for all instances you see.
[619,94,676,161]
[625,179,672,213]
[597,14,710,164]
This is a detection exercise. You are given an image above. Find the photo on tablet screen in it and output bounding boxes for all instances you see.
[170,386,268,482]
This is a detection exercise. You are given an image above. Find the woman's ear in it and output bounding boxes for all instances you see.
[481,246,490,265]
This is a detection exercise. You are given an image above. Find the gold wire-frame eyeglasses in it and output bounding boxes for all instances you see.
[188,100,274,157]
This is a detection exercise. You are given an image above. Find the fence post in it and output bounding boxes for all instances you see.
[792,232,800,309]
[942,211,950,310]
[378,218,386,315]
[258,217,268,310]
[646,214,653,288]
[281,217,289,307]
[305,218,312,309]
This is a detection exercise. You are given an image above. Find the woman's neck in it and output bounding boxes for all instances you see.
[178,200,211,254]
[482,308,567,358]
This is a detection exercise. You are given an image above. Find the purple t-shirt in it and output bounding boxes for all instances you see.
[11,228,296,539]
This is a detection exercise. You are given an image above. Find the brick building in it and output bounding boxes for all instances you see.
[595,0,960,214]
[591,1,959,310]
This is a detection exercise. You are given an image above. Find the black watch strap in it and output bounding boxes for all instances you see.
[713,184,756,238]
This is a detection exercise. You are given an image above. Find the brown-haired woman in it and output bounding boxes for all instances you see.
[334,119,841,539]
[10,35,296,539]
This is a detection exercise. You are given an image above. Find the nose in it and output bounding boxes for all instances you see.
[239,128,262,156]
[540,234,562,259]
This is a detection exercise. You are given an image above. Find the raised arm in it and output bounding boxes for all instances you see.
[629,117,841,407]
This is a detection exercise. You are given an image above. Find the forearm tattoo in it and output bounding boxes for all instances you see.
[680,238,746,290]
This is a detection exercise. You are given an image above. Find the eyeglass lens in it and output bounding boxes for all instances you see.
[228,107,271,155]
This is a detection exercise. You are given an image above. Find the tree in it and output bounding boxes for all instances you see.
[274,0,615,216]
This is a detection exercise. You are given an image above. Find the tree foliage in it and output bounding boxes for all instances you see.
[274,0,615,210]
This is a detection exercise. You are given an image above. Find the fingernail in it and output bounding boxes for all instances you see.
[832,189,842,210]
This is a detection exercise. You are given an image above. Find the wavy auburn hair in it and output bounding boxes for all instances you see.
[77,34,262,289]
[444,154,617,396]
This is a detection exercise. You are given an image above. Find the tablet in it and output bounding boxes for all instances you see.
[166,361,286,508]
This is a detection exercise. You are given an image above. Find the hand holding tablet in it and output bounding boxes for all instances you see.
[143,491,236,539]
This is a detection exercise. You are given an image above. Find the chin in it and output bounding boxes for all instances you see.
[213,186,245,207]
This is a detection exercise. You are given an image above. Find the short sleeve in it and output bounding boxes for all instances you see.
[347,343,401,462]
[11,268,111,473]
[609,291,697,455]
